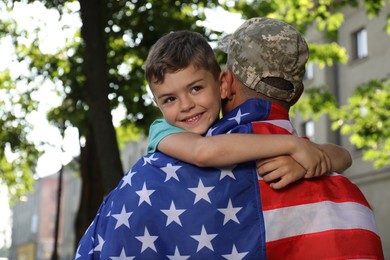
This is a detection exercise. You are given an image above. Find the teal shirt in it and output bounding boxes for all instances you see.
[147,119,186,154]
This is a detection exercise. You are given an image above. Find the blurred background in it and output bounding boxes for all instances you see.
[0,0,389,259]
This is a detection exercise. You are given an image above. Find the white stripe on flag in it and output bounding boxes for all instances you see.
[264,201,378,242]
[265,120,297,135]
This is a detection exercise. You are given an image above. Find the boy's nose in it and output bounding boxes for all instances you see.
[180,96,195,111]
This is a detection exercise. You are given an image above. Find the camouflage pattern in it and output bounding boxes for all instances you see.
[217,17,309,102]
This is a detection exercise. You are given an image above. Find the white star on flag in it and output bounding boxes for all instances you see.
[218,165,237,180]
[160,163,182,182]
[120,170,136,189]
[109,248,135,260]
[75,245,81,259]
[143,154,158,165]
[205,126,218,136]
[188,179,214,204]
[218,199,242,225]
[228,109,250,125]
[112,205,133,229]
[191,225,218,252]
[166,246,190,260]
[161,201,186,226]
[222,244,249,259]
[136,182,155,206]
[135,227,158,253]
[93,235,105,253]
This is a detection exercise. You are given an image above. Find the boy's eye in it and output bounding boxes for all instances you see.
[163,97,176,104]
[191,86,202,93]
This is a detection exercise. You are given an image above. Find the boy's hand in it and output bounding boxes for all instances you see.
[257,137,333,189]
[257,156,307,189]
[291,138,332,178]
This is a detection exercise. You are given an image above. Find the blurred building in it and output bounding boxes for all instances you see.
[295,2,390,258]
[120,136,148,173]
[9,165,81,260]
[9,1,390,259]
[8,135,147,260]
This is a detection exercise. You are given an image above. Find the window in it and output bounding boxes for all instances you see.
[304,62,314,80]
[31,213,38,233]
[302,120,315,140]
[352,28,368,59]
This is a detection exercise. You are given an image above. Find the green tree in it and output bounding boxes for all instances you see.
[331,80,390,168]
[292,86,338,120]
[295,80,390,169]
[1,0,389,246]
[1,0,223,243]
[0,70,38,203]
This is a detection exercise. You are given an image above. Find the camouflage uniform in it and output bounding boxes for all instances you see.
[218,17,308,102]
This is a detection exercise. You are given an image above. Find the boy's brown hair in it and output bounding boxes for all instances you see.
[145,30,221,86]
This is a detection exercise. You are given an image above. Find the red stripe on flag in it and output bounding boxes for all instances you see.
[267,103,289,120]
[266,229,384,260]
[259,175,371,210]
[251,110,383,259]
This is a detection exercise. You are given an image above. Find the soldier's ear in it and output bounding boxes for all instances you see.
[219,71,229,99]
[220,70,235,100]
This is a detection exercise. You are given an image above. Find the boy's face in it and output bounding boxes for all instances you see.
[151,65,222,134]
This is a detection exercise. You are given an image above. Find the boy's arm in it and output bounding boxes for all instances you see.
[157,132,331,176]
[315,143,352,174]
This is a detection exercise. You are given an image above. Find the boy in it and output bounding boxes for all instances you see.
[145,30,351,189]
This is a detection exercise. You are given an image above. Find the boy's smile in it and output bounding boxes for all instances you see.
[151,65,222,134]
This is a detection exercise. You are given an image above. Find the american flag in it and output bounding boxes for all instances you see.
[74,99,273,259]
[75,98,384,259]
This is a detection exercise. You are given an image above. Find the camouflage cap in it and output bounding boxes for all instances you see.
[217,17,309,102]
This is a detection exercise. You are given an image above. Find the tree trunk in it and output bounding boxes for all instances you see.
[78,0,124,193]
[75,131,105,246]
